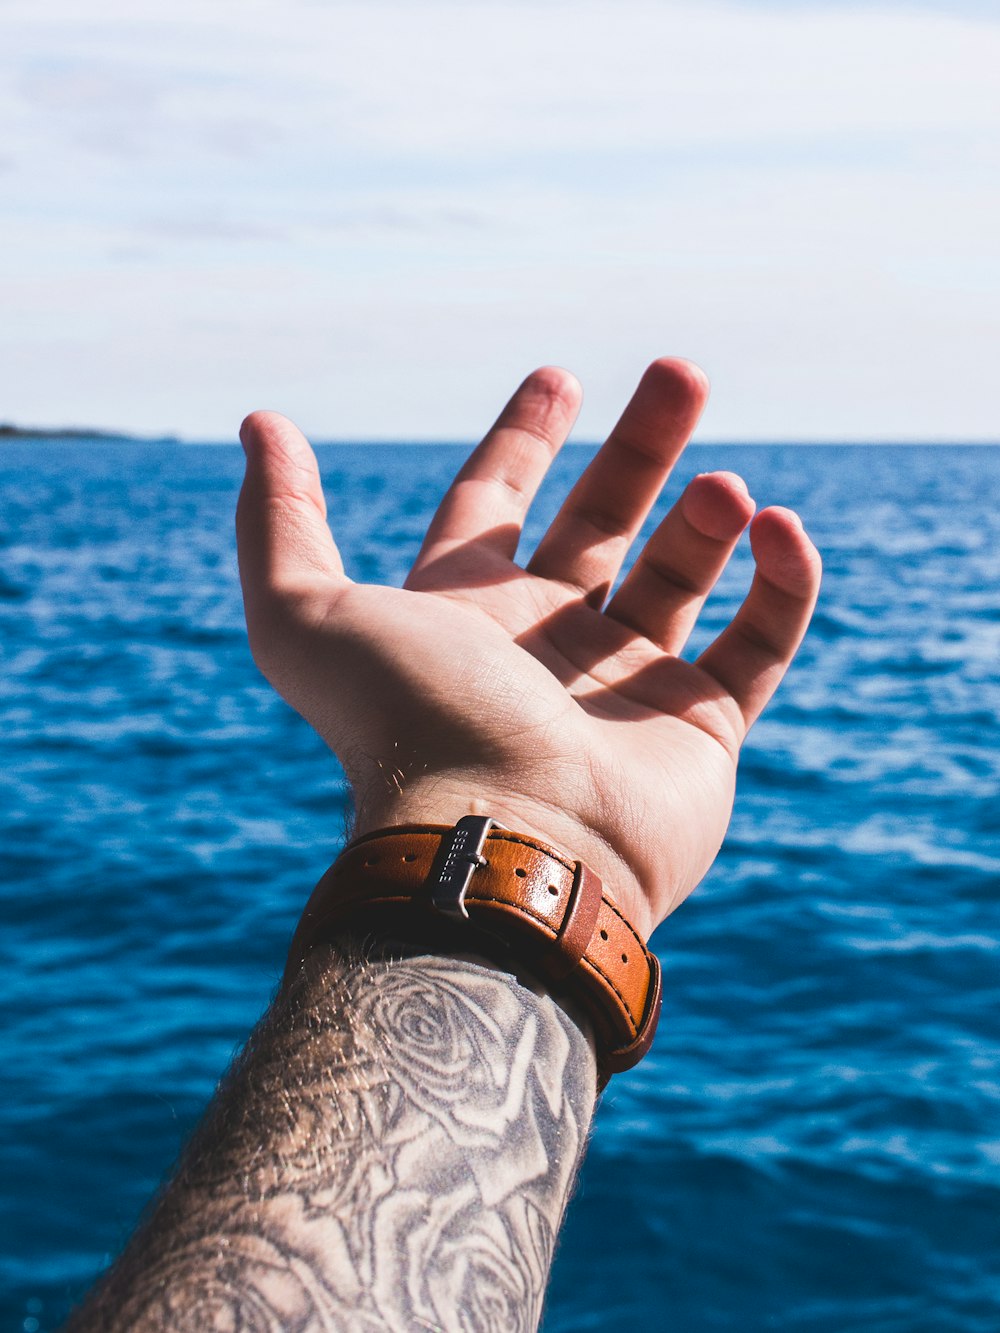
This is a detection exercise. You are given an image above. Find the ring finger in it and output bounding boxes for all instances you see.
[604,470,755,654]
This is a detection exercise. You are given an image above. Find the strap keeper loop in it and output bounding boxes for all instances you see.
[548,860,602,981]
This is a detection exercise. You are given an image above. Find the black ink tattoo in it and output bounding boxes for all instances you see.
[66,945,597,1332]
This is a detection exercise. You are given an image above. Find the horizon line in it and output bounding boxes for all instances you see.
[3,430,999,448]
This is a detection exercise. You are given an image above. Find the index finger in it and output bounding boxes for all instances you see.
[526,358,710,606]
[409,367,582,575]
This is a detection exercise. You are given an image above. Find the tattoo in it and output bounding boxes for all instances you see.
[66,946,597,1332]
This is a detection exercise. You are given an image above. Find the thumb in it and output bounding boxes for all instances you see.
[236,411,347,636]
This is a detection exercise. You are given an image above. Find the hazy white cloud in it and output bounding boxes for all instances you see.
[0,0,997,438]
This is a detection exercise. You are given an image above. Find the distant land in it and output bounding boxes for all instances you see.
[1,424,995,447]
[0,423,178,443]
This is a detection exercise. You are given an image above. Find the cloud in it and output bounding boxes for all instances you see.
[0,0,997,438]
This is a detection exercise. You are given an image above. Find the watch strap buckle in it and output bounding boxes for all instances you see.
[428,815,503,920]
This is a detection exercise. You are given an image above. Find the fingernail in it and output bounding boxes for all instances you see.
[774,506,804,530]
[717,471,749,495]
[695,470,750,496]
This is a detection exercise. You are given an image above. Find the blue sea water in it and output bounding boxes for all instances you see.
[1,439,997,1332]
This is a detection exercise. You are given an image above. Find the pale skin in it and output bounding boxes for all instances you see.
[237,356,820,937]
[67,358,821,1331]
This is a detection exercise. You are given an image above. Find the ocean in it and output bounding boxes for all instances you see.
[1,440,997,1331]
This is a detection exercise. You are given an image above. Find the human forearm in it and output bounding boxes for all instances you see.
[67,356,820,1330]
[67,942,597,1332]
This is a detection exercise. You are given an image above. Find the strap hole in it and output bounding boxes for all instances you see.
[514,867,527,878]
[548,884,558,896]
[621,952,628,963]
[599,929,608,941]
[402,854,416,863]
[363,858,379,868]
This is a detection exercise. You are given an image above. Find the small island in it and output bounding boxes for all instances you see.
[0,423,179,443]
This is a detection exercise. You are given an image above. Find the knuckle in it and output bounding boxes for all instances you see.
[641,555,704,597]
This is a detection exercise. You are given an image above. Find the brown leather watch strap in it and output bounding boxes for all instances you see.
[284,816,662,1081]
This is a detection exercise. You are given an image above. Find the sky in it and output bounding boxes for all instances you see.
[1,0,998,441]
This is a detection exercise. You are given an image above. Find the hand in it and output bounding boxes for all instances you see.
[236,359,821,939]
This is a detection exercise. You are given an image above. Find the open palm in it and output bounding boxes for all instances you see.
[236,360,820,938]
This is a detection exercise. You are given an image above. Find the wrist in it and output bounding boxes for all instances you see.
[290,814,664,1082]
[351,782,653,940]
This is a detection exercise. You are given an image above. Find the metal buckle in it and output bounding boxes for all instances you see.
[428,815,503,920]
